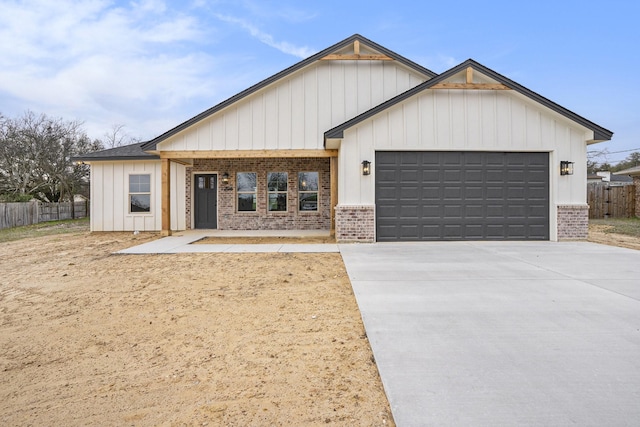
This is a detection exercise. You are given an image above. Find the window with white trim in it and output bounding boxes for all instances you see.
[129,174,151,213]
[237,172,257,211]
[267,172,288,212]
[298,172,318,211]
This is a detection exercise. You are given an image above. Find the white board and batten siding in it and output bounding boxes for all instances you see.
[338,71,594,207]
[156,60,429,152]
[90,161,186,232]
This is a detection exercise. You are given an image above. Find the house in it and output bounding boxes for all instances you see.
[75,34,613,242]
[594,171,633,186]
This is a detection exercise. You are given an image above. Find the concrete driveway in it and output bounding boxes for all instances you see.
[339,241,640,426]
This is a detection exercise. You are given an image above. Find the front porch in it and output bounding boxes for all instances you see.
[159,150,338,236]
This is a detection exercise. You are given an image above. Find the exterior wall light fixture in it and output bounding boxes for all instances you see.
[222,172,230,184]
[560,161,574,176]
[362,160,371,176]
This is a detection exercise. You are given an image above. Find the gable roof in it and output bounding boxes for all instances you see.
[324,59,614,144]
[141,34,437,151]
[73,142,158,162]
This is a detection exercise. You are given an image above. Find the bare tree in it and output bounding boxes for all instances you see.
[103,123,140,148]
[0,111,103,202]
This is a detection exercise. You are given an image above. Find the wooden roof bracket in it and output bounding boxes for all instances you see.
[432,67,511,90]
[321,40,394,61]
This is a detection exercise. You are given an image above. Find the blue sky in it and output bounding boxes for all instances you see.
[1,0,638,163]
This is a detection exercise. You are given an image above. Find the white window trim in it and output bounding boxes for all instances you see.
[267,171,288,213]
[127,172,153,215]
[298,171,320,213]
[236,171,258,212]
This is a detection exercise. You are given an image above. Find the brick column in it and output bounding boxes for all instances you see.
[335,205,375,242]
[557,205,589,240]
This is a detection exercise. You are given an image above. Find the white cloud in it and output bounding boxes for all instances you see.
[0,0,218,140]
[214,13,316,58]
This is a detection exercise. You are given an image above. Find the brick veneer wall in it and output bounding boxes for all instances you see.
[557,204,589,240]
[335,205,375,242]
[185,158,330,230]
[635,177,640,218]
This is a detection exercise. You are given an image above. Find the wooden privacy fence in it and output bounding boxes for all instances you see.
[0,201,89,230]
[587,183,636,219]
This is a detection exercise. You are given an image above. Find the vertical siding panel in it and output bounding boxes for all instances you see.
[344,61,358,121]
[304,68,319,148]
[331,63,345,125]
[495,94,512,147]
[197,120,209,150]
[510,97,526,148]
[450,91,465,147]
[419,92,436,146]
[290,74,305,148]
[434,90,450,147]
[103,163,114,231]
[357,61,371,114]
[358,123,375,204]
[370,62,385,106]
[389,107,404,147]
[480,91,497,149]
[404,99,419,146]
[252,94,265,149]
[317,64,332,139]
[525,106,542,148]
[211,116,224,150]
[338,131,360,204]
[465,91,482,149]
[92,164,104,231]
[383,64,397,99]
[123,162,134,231]
[225,108,239,149]
[278,81,292,149]
[373,114,389,148]
[396,68,410,92]
[264,88,278,149]
[540,114,555,149]
[113,163,125,231]
[237,101,252,150]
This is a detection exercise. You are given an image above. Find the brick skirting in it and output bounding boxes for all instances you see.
[557,204,589,240]
[335,205,375,242]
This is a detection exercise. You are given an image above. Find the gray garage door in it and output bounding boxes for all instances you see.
[375,151,549,241]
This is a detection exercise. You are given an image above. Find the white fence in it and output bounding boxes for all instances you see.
[0,201,89,230]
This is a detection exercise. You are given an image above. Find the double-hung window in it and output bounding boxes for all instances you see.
[267,172,288,212]
[129,174,151,213]
[237,172,257,211]
[298,172,319,211]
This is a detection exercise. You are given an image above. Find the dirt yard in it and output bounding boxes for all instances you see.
[0,230,393,426]
[588,222,640,251]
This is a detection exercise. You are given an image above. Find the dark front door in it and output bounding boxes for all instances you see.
[194,174,218,229]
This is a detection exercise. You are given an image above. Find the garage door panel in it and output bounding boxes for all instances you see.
[375,151,549,241]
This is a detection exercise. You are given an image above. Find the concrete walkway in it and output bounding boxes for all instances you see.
[116,230,339,254]
[340,241,640,426]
